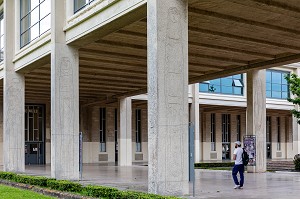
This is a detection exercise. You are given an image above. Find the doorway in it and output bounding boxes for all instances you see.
[25,105,45,165]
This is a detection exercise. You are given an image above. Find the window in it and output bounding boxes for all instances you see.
[136,109,142,152]
[74,0,95,13]
[222,114,231,160]
[222,114,231,143]
[210,113,216,151]
[0,12,4,62]
[99,108,106,152]
[266,116,272,159]
[200,74,244,95]
[20,0,51,48]
[237,115,241,141]
[277,117,281,151]
[266,70,289,99]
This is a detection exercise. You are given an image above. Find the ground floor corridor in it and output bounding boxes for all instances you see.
[1,164,299,199]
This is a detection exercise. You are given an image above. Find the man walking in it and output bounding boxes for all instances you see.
[232,141,244,189]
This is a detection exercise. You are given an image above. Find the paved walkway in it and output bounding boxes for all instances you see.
[1,164,300,199]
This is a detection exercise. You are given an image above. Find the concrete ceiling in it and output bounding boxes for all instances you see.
[15,0,300,104]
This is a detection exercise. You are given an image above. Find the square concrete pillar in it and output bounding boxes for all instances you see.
[147,0,189,195]
[3,0,25,172]
[118,97,132,166]
[51,0,79,180]
[191,83,201,162]
[246,70,266,172]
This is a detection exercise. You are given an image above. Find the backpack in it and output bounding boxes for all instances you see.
[242,148,249,166]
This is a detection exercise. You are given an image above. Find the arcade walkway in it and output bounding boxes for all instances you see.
[2,164,299,199]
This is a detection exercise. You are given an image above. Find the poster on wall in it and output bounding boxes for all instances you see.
[243,135,256,166]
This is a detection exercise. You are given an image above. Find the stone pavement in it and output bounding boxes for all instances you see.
[1,164,300,199]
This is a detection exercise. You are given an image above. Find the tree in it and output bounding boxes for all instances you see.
[285,73,300,124]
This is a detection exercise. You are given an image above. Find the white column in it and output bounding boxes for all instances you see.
[3,0,25,172]
[191,83,201,162]
[147,0,189,195]
[118,97,132,166]
[51,0,79,180]
[293,68,300,154]
[246,70,266,173]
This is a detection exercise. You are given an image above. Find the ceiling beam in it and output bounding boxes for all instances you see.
[190,53,300,83]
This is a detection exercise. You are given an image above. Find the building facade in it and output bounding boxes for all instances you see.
[1,0,300,196]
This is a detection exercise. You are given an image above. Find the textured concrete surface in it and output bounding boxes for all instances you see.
[2,165,298,199]
[147,0,189,195]
[119,97,133,166]
[247,70,267,172]
[51,0,79,180]
[3,0,25,173]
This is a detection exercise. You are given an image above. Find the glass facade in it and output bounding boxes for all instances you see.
[0,12,3,62]
[74,0,95,13]
[200,74,244,95]
[20,0,51,48]
[266,70,289,99]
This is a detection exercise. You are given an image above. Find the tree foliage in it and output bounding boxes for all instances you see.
[285,73,300,124]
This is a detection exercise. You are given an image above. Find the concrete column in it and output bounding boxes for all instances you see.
[191,83,201,162]
[147,0,189,195]
[246,70,266,172]
[51,0,79,180]
[293,68,300,154]
[3,0,25,172]
[118,97,132,166]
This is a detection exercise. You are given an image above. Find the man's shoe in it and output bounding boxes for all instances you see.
[239,186,243,189]
[234,185,240,189]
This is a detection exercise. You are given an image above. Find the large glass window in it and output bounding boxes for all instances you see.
[20,0,51,48]
[277,117,281,151]
[99,108,106,152]
[136,109,142,152]
[199,74,244,95]
[0,12,4,62]
[266,116,272,159]
[210,113,216,151]
[237,115,241,142]
[74,0,95,13]
[222,114,231,160]
[266,70,289,99]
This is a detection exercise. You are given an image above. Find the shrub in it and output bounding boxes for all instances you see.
[0,172,17,181]
[14,175,48,187]
[0,171,179,199]
[47,179,82,192]
[294,154,300,171]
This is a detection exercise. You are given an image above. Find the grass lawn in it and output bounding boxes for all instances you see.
[0,184,55,199]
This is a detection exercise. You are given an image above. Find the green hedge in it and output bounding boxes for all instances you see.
[0,171,178,199]
[194,162,234,168]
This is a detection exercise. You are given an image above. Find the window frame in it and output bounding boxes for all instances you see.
[73,0,95,13]
[210,113,216,151]
[266,69,290,100]
[20,0,51,48]
[199,74,244,96]
[135,109,142,152]
[99,107,106,152]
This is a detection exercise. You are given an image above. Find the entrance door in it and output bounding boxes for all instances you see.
[222,143,231,160]
[25,105,45,165]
